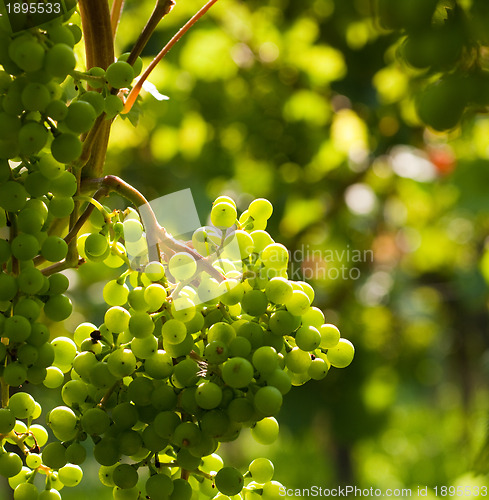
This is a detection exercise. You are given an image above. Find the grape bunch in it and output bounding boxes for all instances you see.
[24,195,353,500]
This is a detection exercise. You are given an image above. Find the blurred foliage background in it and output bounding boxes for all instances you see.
[7,0,489,497]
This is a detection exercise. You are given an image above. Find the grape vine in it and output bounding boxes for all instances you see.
[0,1,354,499]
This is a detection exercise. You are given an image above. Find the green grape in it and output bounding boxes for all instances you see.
[41,236,68,262]
[45,43,76,80]
[113,486,140,500]
[176,447,201,470]
[253,386,282,416]
[17,343,39,366]
[228,336,251,357]
[248,198,273,220]
[46,99,68,121]
[51,133,82,163]
[0,452,23,478]
[104,94,124,119]
[43,366,65,388]
[197,276,220,304]
[172,421,202,448]
[14,482,38,500]
[118,53,143,77]
[251,417,279,445]
[17,208,44,234]
[0,181,27,212]
[4,315,31,342]
[65,443,86,465]
[129,311,154,338]
[0,408,16,433]
[146,473,174,500]
[295,325,321,351]
[94,436,121,466]
[99,464,117,487]
[85,233,109,257]
[144,350,173,379]
[204,340,228,364]
[326,338,354,368]
[46,405,78,440]
[119,429,143,456]
[103,280,129,307]
[18,267,45,294]
[285,347,312,373]
[107,348,137,378]
[151,382,177,411]
[153,410,180,439]
[308,357,329,380]
[237,321,264,349]
[249,458,274,484]
[265,277,293,304]
[143,283,167,311]
[11,234,39,261]
[58,464,83,487]
[144,261,165,281]
[168,252,197,281]
[48,273,69,295]
[241,289,268,317]
[49,196,75,218]
[284,290,310,316]
[122,218,143,242]
[112,463,138,489]
[195,381,223,410]
[18,122,48,155]
[268,311,297,336]
[25,453,42,469]
[8,391,36,419]
[208,322,235,345]
[62,379,88,406]
[128,287,149,311]
[252,346,278,375]
[44,294,73,322]
[319,323,340,348]
[106,61,134,89]
[127,376,154,406]
[227,397,254,423]
[223,229,254,260]
[131,335,157,359]
[42,442,67,469]
[170,478,192,500]
[215,467,244,496]
[261,243,288,270]
[21,82,51,112]
[105,306,130,333]
[161,318,187,345]
[171,296,196,322]
[0,272,18,301]
[142,424,167,452]
[211,202,237,228]
[112,402,138,430]
[173,358,200,387]
[33,342,55,368]
[221,357,254,388]
[79,91,105,115]
[0,239,11,264]
[38,489,61,500]
[65,100,97,133]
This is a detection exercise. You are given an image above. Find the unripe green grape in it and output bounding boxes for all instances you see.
[129,311,154,338]
[301,306,325,328]
[251,416,279,445]
[49,196,75,218]
[48,171,77,197]
[197,276,220,304]
[4,315,31,342]
[252,346,278,375]
[161,318,186,345]
[261,243,288,270]
[105,306,130,333]
[7,467,31,491]
[104,94,124,119]
[104,242,127,268]
[130,335,157,359]
[285,347,312,373]
[284,290,310,316]
[48,273,69,295]
[128,287,149,311]
[0,452,23,478]
[122,218,143,243]
[41,236,68,262]
[211,202,237,228]
[221,357,254,388]
[262,480,285,500]
[144,261,165,281]
[44,294,73,322]
[204,340,228,364]
[0,272,15,301]
[65,443,86,465]
[33,342,55,368]
[253,386,282,416]
[0,239,11,264]
[127,375,154,406]
[94,436,121,466]
[241,289,268,317]
[23,172,50,199]
[42,442,67,469]
[11,233,39,261]
[0,408,16,433]
[145,473,174,500]
[266,369,292,395]
[47,405,77,440]
[170,478,192,500]
[106,61,134,89]
[103,280,129,307]
[107,348,137,378]
[51,133,82,163]
[38,489,61,500]
[308,357,330,380]
[249,458,274,484]
[46,99,68,121]
[118,53,143,77]
[47,24,75,46]
[172,421,202,448]
[17,208,44,234]
[237,321,264,349]
[326,338,354,368]
[8,391,36,419]
[208,321,235,346]
[118,429,143,456]
[65,100,97,133]
[18,267,44,294]
[0,181,27,212]
[265,277,293,304]
[72,351,97,379]
[25,453,42,469]
[215,467,244,496]
[18,121,48,155]
[21,82,51,112]
[62,379,88,406]
[112,464,138,490]
[295,325,321,351]
[269,310,299,336]
[143,283,167,311]
[168,252,197,281]
[144,350,173,379]
[43,366,64,388]
[319,323,340,348]
[14,481,38,500]
[57,464,83,487]
[195,381,223,410]
[79,91,105,115]
[173,358,200,387]
[17,343,38,366]
[45,43,76,80]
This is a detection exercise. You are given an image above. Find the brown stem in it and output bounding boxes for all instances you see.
[122,0,220,114]
[126,0,175,67]
[110,0,125,39]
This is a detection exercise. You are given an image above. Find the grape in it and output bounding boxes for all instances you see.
[241,290,268,316]
[144,261,165,281]
[8,392,36,419]
[106,61,134,89]
[127,376,154,406]
[65,443,86,465]
[170,478,192,500]
[208,322,235,345]
[308,357,330,380]
[146,473,174,500]
[105,306,130,333]
[112,402,138,430]
[14,482,38,500]
[17,208,44,234]
[284,290,310,316]
[144,350,173,379]
[46,405,78,441]
[0,272,18,301]
[0,452,23,478]
[128,287,149,311]
[21,82,51,112]
[249,458,274,484]
[248,198,273,220]
[265,277,293,304]
[65,100,97,133]
[261,243,289,270]
[168,252,197,281]
[319,323,340,348]
[104,94,124,119]
[79,91,105,116]
[43,366,65,388]
[269,310,299,336]
[44,294,73,322]
[42,441,68,470]
[112,463,138,489]
[221,357,254,388]
[252,346,278,375]
[211,202,237,228]
[131,335,157,359]
[253,386,282,416]
[94,436,121,466]
[18,122,48,155]
[51,133,82,163]
[46,99,68,121]
[143,283,167,311]
[151,382,177,410]
[215,467,244,496]
[285,347,312,373]
[0,181,28,212]
[129,311,154,338]
[295,325,321,351]
[172,421,202,448]
[11,39,45,72]
[251,417,279,445]
[58,464,83,487]
[62,379,88,406]
[48,273,70,295]
[326,338,355,368]
[0,408,16,433]
[113,486,140,500]
[4,315,32,342]
[38,489,61,500]
[49,196,75,218]
[107,348,137,378]
[173,358,200,387]
[41,236,68,262]
[161,318,187,345]
[18,267,45,294]
[45,44,76,80]
[195,381,223,409]
[0,239,11,264]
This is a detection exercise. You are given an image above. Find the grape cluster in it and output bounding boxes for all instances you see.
[23,196,353,500]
